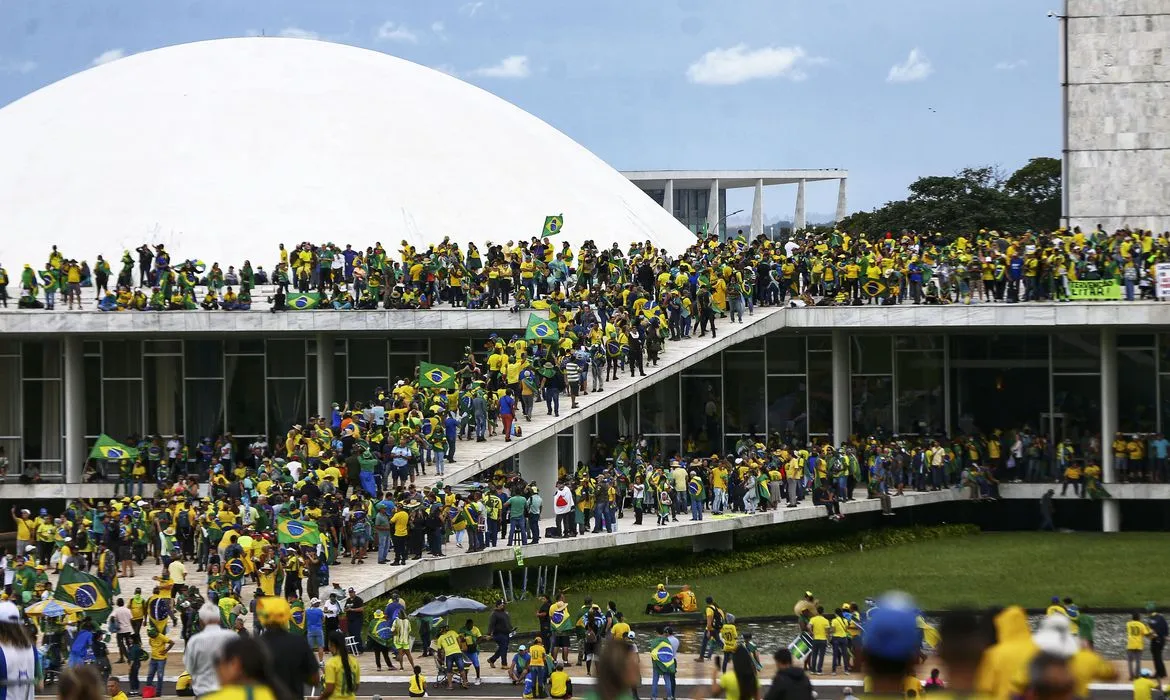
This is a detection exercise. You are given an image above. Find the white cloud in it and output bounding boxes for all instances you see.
[0,58,36,74]
[994,59,1028,71]
[460,1,484,17]
[90,49,125,66]
[470,55,530,79]
[685,44,816,85]
[278,27,319,40]
[376,21,418,43]
[431,21,446,38]
[887,48,933,82]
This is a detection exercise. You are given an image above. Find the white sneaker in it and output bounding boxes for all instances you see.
[475,679,482,686]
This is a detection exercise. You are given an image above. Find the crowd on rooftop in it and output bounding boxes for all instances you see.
[2,223,1170,313]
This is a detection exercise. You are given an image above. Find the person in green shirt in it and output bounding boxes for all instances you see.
[505,493,528,545]
[1077,608,1096,649]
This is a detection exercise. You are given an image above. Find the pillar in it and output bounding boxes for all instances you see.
[662,179,674,217]
[1100,328,1120,532]
[692,531,733,553]
[831,329,850,446]
[794,179,807,232]
[448,563,495,591]
[835,178,849,223]
[316,333,335,419]
[519,434,559,495]
[155,355,178,436]
[573,419,591,470]
[751,179,764,238]
[706,178,720,237]
[64,336,85,483]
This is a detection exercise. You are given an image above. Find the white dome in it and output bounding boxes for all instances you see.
[0,37,693,272]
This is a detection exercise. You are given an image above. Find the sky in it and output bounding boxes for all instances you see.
[0,0,1061,222]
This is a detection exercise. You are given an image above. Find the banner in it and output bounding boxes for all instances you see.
[55,565,113,623]
[1068,279,1121,300]
[525,315,559,342]
[419,362,457,390]
[287,292,322,310]
[276,517,321,545]
[542,214,563,237]
[1157,263,1170,300]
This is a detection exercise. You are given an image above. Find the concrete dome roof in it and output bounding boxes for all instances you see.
[0,37,693,271]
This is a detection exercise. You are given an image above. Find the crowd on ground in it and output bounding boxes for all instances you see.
[3,224,1169,313]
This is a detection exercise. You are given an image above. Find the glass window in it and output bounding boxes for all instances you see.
[951,334,1048,362]
[0,357,20,437]
[83,341,101,355]
[724,352,765,435]
[225,355,265,436]
[266,339,306,378]
[807,335,832,352]
[851,336,892,374]
[851,376,893,436]
[430,340,465,369]
[22,380,62,461]
[102,380,144,442]
[101,340,142,379]
[185,340,223,378]
[0,339,18,356]
[807,350,832,435]
[767,335,806,374]
[1053,374,1100,444]
[224,339,265,355]
[645,435,682,461]
[596,397,637,445]
[638,374,680,434]
[687,354,721,375]
[896,335,943,351]
[22,341,61,379]
[557,435,575,472]
[729,336,764,351]
[145,356,184,438]
[897,351,944,435]
[1118,348,1156,433]
[307,356,318,419]
[347,378,385,406]
[84,357,102,437]
[144,340,182,355]
[390,338,429,353]
[1119,334,1155,349]
[185,379,223,441]
[389,355,423,384]
[0,438,18,476]
[682,376,721,455]
[347,339,387,378]
[1053,333,1100,372]
[268,379,307,442]
[767,376,808,443]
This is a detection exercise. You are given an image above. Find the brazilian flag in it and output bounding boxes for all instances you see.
[225,556,247,580]
[290,599,306,635]
[39,270,58,291]
[419,362,456,390]
[550,601,573,632]
[861,280,887,298]
[688,478,705,500]
[277,516,321,545]
[641,299,660,320]
[372,618,394,644]
[147,594,172,633]
[55,565,113,623]
[542,214,563,237]
[525,315,559,343]
[287,292,321,311]
[89,434,139,461]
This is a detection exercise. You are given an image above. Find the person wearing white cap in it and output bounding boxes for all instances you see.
[183,602,237,698]
[0,601,36,700]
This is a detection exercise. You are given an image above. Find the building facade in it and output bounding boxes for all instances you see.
[1064,0,1170,232]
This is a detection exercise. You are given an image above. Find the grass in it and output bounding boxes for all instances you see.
[446,532,1170,634]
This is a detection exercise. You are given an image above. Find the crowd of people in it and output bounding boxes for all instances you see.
[3,224,1169,313]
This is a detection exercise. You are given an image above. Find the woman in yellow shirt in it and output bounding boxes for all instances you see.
[203,638,281,700]
[323,631,361,700]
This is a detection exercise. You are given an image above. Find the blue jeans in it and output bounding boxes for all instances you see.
[486,519,499,547]
[544,387,559,415]
[147,659,166,694]
[836,476,849,499]
[811,639,827,673]
[508,517,527,545]
[527,513,541,543]
[475,414,487,440]
[377,532,391,562]
[690,497,702,521]
[712,488,727,513]
[651,668,675,699]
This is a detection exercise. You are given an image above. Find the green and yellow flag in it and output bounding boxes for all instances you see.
[54,565,113,623]
[542,215,563,237]
[88,434,138,461]
[276,517,321,545]
[419,362,457,390]
[287,292,321,311]
[525,315,559,342]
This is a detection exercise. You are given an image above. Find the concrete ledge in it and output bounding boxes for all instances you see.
[355,489,957,600]
[0,482,209,500]
[782,301,1170,331]
[998,483,1170,500]
[0,308,540,336]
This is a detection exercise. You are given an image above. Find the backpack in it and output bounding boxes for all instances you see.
[709,604,725,630]
[178,510,190,528]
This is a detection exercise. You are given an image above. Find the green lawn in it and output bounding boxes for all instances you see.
[455,532,1170,633]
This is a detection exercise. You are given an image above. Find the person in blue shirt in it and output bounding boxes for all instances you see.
[1007,254,1024,303]
[444,413,459,463]
[384,593,405,624]
[1150,433,1169,483]
[306,598,326,662]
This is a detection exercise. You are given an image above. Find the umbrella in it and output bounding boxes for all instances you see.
[24,599,85,619]
[411,596,487,617]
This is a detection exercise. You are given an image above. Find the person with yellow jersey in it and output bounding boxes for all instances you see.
[829,608,851,674]
[437,624,468,689]
[719,613,740,671]
[1126,612,1153,680]
[322,630,361,700]
[549,663,573,699]
[806,607,831,675]
[610,613,631,641]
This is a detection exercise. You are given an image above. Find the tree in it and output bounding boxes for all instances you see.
[839,158,1061,235]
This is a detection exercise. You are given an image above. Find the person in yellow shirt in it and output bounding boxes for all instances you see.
[390,505,410,566]
[1069,644,1117,697]
[718,613,740,671]
[1126,612,1152,680]
[805,606,832,675]
[146,628,174,696]
[829,609,851,673]
[322,631,361,700]
[107,677,129,700]
[1133,670,1161,700]
[437,624,469,689]
[610,613,631,641]
[549,663,573,699]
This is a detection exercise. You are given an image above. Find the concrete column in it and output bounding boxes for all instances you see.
[1100,328,1120,532]
[316,333,335,419]
[662,179,674,217]
[692,531,733,553]
[573,419,591,470]
[155,355,178,436]
[448,563,495,591]
[64,336,85,484]
[751,179,764,238]
[706,178,720,237]
[831,329,850,446]
[518,434,559,495]
[794,179,807,232]
[835,178,849,223]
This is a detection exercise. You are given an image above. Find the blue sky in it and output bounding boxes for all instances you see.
[0,0,1060,221]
